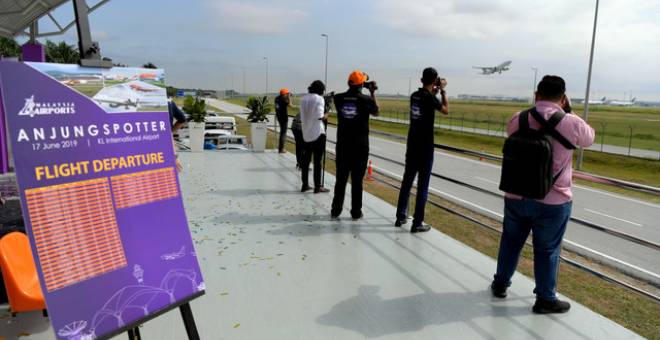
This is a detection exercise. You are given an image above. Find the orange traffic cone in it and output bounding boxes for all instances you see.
[365,160,374,181]
[479,149,485,161]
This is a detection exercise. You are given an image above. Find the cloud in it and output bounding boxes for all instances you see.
[372,0,660,48]
[207,0,308,35]
[372,0,526,39]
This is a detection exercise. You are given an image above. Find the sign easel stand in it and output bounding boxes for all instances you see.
[124,302,200,340]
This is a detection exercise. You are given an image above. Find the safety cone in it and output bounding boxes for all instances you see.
[479,149,485,161]
[365,160,374,181]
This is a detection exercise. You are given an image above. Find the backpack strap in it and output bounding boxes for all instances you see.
[529,108,576,150]
[518,108,532,131]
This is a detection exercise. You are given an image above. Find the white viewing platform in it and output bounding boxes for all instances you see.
[1,151,640,339]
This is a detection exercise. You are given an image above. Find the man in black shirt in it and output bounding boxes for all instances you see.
[331,70,379,220]
[395,67,448,232]
[275,88,292,153]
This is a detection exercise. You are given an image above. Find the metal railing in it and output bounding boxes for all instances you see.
[366,127,660,196]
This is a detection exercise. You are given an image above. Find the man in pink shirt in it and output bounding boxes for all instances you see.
[491,75,595,314]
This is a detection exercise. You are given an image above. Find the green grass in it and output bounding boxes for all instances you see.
[237,120,660,339]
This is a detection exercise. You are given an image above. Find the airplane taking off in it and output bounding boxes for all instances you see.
[473,61,512,75]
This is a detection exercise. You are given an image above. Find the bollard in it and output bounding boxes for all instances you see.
[600,122,607,152]
[628,125,634,156]
[365,160,374,182]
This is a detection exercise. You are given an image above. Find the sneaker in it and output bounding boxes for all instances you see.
[301,185,311,192]
[490,281,508,298]
[410,224,431,233]
[394,218,407,227]
[314,187,330,193]
[533,298,571,314]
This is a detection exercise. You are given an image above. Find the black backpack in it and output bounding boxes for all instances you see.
[499,108,576,199]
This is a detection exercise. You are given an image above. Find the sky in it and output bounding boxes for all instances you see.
[34,0,660,101]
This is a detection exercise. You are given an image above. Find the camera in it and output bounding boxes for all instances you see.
[363,81,378,92]
[323,91,335,114]
[433,77,447,92]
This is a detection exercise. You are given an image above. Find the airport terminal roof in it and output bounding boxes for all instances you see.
[0,0,68,37]
[0,0,110,39]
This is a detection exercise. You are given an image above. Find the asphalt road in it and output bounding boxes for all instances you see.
[208,98,660,284]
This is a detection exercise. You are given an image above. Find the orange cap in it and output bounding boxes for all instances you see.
[348,70,368,86]
[280,88,290,95]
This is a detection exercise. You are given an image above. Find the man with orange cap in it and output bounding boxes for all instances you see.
[275,88,293,153]
[330,70,379,220]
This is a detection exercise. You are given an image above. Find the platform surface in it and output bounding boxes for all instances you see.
[1,151,641,339]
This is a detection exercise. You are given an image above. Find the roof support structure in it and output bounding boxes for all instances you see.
[72,0,110,67]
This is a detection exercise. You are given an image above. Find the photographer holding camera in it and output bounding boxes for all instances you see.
[330,70,379,220]
[395,67,448,232]
[275,88,293,153]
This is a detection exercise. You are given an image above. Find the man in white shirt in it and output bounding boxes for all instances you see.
[299,80,330,193]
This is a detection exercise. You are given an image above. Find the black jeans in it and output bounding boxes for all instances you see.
[292,128,305,166]
[277,115,288,152]
[331,145,369,217]
[301,134,326,189]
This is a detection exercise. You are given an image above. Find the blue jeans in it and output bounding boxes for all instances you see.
[396,153,434,227]
[494,198,572,300]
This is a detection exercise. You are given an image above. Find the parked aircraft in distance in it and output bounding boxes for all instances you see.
[609,97,637,106]
[589,97,607,105]
[472,61,512,75]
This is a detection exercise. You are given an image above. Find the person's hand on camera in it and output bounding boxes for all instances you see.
[562,95,572,113]
[368,81,378,95]
[440,78,447,90]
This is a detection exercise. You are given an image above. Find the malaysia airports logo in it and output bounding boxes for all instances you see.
[18,95,76,118]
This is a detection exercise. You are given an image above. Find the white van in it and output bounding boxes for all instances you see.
[205,113,237,134]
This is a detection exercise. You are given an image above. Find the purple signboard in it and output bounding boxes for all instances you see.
[0,61,204,340]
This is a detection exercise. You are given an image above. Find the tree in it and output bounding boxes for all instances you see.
[142,62,157,69]
[0,37,21,58]
[45,40,79,64]
[166,86,177,97]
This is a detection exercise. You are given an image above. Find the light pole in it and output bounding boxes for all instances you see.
[577,0,599,170]
[242,67,246,94]
[263,57,269,95]
[531,67,538,103]
[408,76,412,96]
[321,34,328,86]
